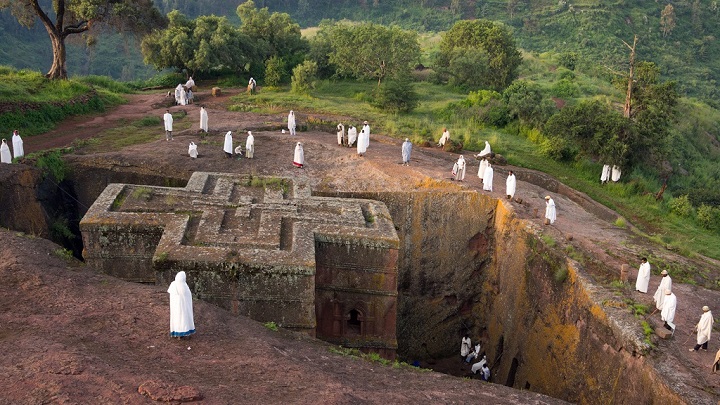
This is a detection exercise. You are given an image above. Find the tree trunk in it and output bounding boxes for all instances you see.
[47,32,68,80]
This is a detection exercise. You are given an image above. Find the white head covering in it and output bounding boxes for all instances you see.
[224,131,233,154]
[168,271,195,337]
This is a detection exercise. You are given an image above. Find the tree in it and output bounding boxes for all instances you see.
[502,80,555,128]
[291,60,318,94]
[0,0,164,79]
[435,19,522,91]
[372,74,420,113]
[264,56,285,86]
[323,22,420,86]
[141,11,257,76]
[660,4,676,38]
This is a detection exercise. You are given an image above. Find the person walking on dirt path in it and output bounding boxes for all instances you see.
[402,138,412,166]
[223,131,233,158]
[690,306,713,352]
[362,121,370,144]
[293,142,304,168]
[347,125,357,147]
[288,111,297,136]
[544,196,556,225]
[653,270,672,313]
[438,128,450,148]
[168,271,195,338]
[635,257,651,293]
[245,131,254,159]
[200,106,208,133]
[506,170,516,200]
[357,129,369,157]
[11,130,23,159]
[0,139,11,163]
[163,110,173,141]
[661,289,677,331]
[483,162,493,191]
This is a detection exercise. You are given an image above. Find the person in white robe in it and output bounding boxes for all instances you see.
[168,271,195,338]
[481,364,491,381]
[0,139,11,163]
[477,158,488,181]
[690,306,713,352]
[401,138,412,165]
[460,335,472,358]
[245,131,254,159]
[660,289,677,331]
[174,84,182,104]
[454,155,466,181]
[163,110,173,141]
[357,129,369,156]
[293,142,304,168]
[184,76,195,91]
[611,165,621,182]
[635,257,651,293]
[188,142,198,158]
[653,270,672,311]
[713,348,720,373]
[11,130,23,159]
[506,170,516,199]
[337,123,345,146]
[223,131,233,158]
[187,89,193,104]
[483,163,493,191]
[248,77,257,95]
[545,196,556,224]
[471,355,488,375]
[600,164,611,184]
[347,125,357,147]
[438,128,450,147]
[288,110,297,136]
[199,107,208,133]
[362,121,370,143]
[478,141,492,157]
[179,87,188,106]
[234,145,243,157]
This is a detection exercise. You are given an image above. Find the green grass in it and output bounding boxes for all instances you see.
[263,321,279,331]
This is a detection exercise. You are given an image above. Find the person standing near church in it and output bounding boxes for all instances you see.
[223,131,233,158]
[293,142,304,168]
[168,271,195,338]
[288,110,297,136]
[635,257,651,293]
[545,195,556,224]
[200,106,208,133]
[690,306,713,352]
[12,130,23,158]
[163,110,173,141]
[245,131,254,159]
[506,170,516,199]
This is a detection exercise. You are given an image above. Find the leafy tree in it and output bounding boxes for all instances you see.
[0,0,165,79]
[502,80,555,128]
[660,4,676,38]
[236,0,308,72]
[141,11,257,76]
[372,74,420,113]
[264,56,285,86]
[307,20,337,79]
[435,19,522,91]
[291,60,318,95]
[323,22,420,86]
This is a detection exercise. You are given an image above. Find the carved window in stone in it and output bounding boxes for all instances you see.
[346,309,363,336]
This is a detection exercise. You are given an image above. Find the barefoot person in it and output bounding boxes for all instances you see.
[653,270,672,313]
[660,289,677,331]
[635,257,651,293]
[168,271,195,338]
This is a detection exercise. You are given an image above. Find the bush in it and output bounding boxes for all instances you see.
[697,204,720,229]
[669,195,693,217]
[264,56,286,87]
[557,52,578,70]
[372,76,419,114]
[551,79,579,98]
[291,60,318,95]
[36,151,69,182]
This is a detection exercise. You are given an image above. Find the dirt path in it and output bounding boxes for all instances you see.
[14,85,720,402]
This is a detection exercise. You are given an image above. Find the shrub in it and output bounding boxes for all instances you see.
[372,75,419,113]
[551,79,579,98]
[669,195,693,217]
[291,60,318,95]
[264,56,286,87]
[36,151,69,182]
[697,204,720,229]
[557,52,578,70]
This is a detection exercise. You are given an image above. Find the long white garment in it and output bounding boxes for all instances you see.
[653,276,672,310]
[401,139,412,164]
[11,132,23,158]
[188,142,198,158]
[438,130,450,146]
[0,140,11,163]
[478,159,488,179]
[200,107,208,132]
[455,156,466,181]
[545,198,556,224]
[471,356,487,374]
[661,292,677,324]
[168,271,195,337]
[601,165,611,182]
[245,132,254,158]
[362,123,370,146]
[478,141,492,157]
[611,165,621,182]
[635,261,651,293]
[357,130,369,154]
[163,112,173,131]
[185,77,195,90]
[696,311,713,345]
[337,123,345,145]
[506,173,516,198]
[223,131,233,155]
[293,142,304,167]
[483,165,493,191]
[179,88,187,105]
[288,111,296,135]
[460,337,472,357]
[347,126,357,146]
[174,84,182,104]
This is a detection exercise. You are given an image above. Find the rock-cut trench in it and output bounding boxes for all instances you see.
[0,162,685,404]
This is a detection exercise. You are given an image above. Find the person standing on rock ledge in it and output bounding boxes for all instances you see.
[168,271,195,338]
[12,130,23,159]
[401,138,412,166]
[506,170,516,200]
[652,270,672,314]
[660,289,677,332]
[690,306,713,352]
[544,196,556,224]
[635,257,651,293]
[163,110,173,141]
[0,139,11,163]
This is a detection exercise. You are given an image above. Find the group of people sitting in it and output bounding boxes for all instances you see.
[460,334,491,381]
